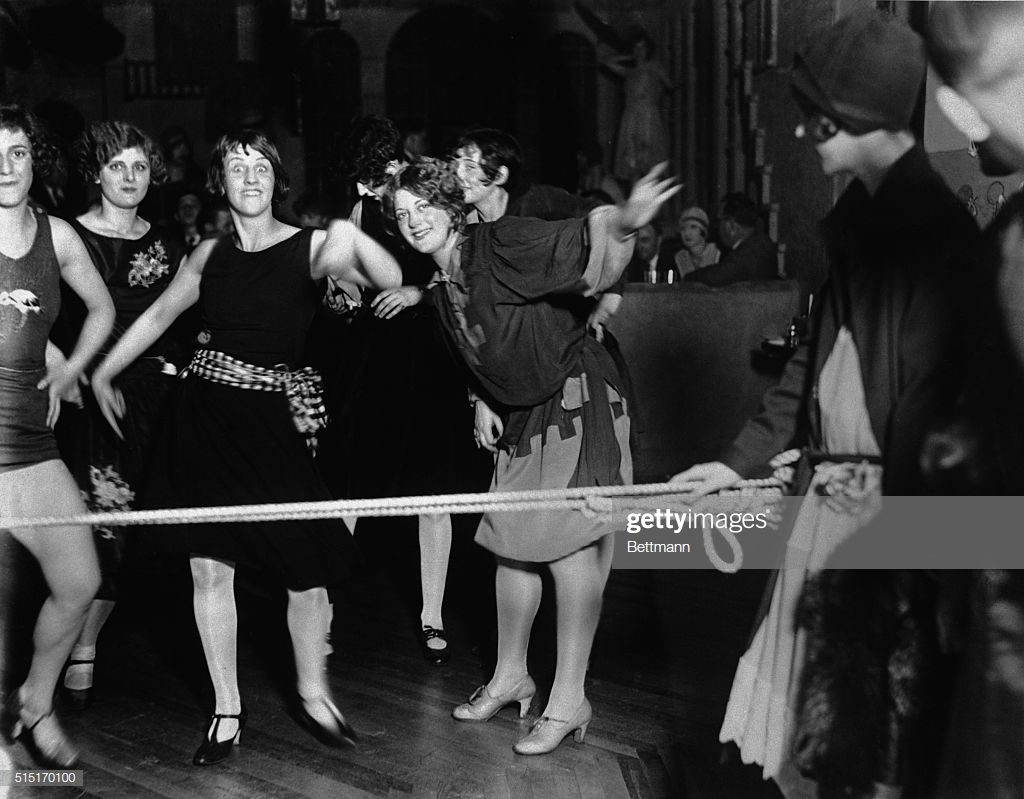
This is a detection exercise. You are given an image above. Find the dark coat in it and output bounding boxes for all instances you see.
[683,228,778,286]
[719,145,979,494]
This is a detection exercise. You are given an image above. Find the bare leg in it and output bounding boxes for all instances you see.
[543,534,614,719]
[486,556,542,694]
[190,556,240,742]
[64,599,115,691]
[419,513,452,645]
[4,462,99,722]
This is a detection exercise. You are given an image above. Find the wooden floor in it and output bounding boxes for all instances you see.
[1,517,784,799]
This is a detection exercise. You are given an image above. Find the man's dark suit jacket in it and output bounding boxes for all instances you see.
[683,229,777,286]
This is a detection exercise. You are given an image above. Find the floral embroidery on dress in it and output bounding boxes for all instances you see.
[128,240,170,287]
[88,465,135,540]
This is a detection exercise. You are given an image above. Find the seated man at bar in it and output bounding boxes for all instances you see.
[624,221,671,282]
[684,193,777,286]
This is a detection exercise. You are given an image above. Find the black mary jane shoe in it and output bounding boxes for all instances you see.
[193,706,247,766]
[298,696,358,748]
[420,626,450,666]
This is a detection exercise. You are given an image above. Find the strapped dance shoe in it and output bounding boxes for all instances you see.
[513,698,592,756]
[452,674,536,722]
[193,706,247,766]
[419,626,450,667]
[61,658,95,711]
[2,692,81,769]
[298,696,358,748]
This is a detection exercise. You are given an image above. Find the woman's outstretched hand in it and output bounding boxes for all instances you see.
[620,162,683,235]
[91,368,125,440]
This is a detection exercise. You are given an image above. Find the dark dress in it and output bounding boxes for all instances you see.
[314,197,487,503]
[149,228,355,590]
[58,223,188,598]
[433,213,633,562]
[0,211,61,472]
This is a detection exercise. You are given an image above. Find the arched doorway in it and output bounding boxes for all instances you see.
[539,32,597,191]
[386,6,514,154]
[299,28,360,201]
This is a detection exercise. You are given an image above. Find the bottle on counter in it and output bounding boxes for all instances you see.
[786,317,800,349]
[646,264,658,284]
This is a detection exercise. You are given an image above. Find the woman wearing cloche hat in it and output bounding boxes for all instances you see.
[673,8,977,798]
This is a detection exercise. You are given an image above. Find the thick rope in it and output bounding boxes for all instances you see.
[2,449,805,573]
[0,478,793,574]
[0,478,786,531]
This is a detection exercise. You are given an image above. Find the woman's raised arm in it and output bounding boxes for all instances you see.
[310,220,402,289]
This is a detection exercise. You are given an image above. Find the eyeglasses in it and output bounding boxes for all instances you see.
[795,115,841,143]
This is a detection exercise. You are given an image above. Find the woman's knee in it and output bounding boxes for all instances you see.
[190,556,234,590]
[51,566,100,611]
[287,586,328,613]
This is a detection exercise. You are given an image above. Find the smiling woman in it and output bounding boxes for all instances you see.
[0,102,114,771]
[53,120,187,716]
[88,129,402,766]
[384,157,678,756]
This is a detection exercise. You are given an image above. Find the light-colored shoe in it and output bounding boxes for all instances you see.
[452,674,536,722]
[513,698,592,755]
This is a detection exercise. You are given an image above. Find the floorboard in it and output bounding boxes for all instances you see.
[1,526,784,798]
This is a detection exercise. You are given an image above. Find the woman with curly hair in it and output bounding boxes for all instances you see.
[53,121,191,711]
[317,115,485,667]
[0,103,114,767]
[384,158,677,754]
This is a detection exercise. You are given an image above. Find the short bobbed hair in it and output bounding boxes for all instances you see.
[455,128,523,193]
[207,130,290,204]
[0,103,59,178]
[383,158,469,235]
[342,115,401,187]
[75,121,167,185]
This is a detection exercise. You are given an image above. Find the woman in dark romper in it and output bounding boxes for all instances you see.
[57,121,189,709]
[91,130,401,765]
[384,159,677,755]
[0,103,114,768]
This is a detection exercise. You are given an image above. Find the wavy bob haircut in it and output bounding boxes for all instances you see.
[207,130,290,204]
[0,103,60,178]
[383,158,469,235]
[74,120,167,185]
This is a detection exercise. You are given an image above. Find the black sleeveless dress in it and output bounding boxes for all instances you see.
[57,223,188,598]
[149,228,355,589]
[0,211,61,472]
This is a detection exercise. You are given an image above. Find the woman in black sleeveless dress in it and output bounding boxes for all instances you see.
[0,103,115,769]
[57,121,189,710]
[91,130,401,765]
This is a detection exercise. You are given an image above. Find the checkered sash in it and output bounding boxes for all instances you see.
[181,349,329,453]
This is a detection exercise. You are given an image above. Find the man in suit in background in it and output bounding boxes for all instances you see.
[684,192,778,286]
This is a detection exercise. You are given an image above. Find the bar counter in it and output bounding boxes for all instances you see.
[609,280,802,481]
